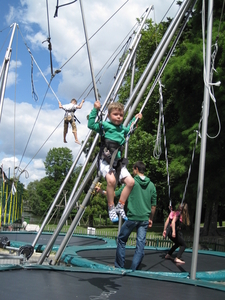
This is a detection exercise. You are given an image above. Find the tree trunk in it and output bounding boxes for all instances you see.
[202,204,210,236]
[88,215,94,227]
[208,201,218,236]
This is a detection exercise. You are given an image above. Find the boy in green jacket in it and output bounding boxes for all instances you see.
[88,100,142,222]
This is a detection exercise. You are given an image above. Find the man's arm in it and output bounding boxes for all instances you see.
[148,205,156,228]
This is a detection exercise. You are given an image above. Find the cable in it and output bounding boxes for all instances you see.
[43,0,54,77]
[23,118,64,171]
[54,0,77,18]
[59,0,130,71]
[15,78,53,177]
[201,0,221,139]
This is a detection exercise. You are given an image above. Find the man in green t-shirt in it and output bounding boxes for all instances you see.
[114,161,157,271]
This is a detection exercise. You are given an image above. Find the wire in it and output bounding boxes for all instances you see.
[201,0,221,139]
[23,118,64,171]
[43,0,54,77]
[54,0,78,18]
[15,77,53,176]
[59,0,130,71]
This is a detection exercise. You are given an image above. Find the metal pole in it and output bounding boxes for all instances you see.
[52,176,100,265]
[37,157,98,264]
[32,11,145,248]
[0,23,17,121]
[61,35,142,217]
[79,0,98,101]
[118,53,137,234]
[123,0,192,125]
[190,0,213,280]
[37,32,144,262]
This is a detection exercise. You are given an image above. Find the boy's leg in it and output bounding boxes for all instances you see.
[64,119,69,143]
[119,175,135,203]
[116,172,134,220]
[105,172,118,222]
[71,121,80,144]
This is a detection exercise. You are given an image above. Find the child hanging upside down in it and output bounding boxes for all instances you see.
[59,98,85,144]
[88,100,142,222]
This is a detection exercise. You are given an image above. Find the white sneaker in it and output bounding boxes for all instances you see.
[116,202,128,220]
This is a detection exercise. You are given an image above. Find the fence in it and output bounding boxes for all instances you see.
[43,226,225,252]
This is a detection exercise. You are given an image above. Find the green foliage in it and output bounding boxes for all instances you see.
[25,147,79,216]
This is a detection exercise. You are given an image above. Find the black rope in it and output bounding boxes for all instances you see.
[54,0,78,18]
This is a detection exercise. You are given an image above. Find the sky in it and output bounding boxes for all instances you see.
[0,0,179,187]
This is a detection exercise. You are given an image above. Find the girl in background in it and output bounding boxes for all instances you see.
[163,203,190,264]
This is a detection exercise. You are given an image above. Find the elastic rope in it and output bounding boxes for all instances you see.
[181,116,203,205]
[23,118,64,171]
[54,0,77,18]
[78,24,139,101]
[158,80,171,201]
[216,0,225,40]
[201,1,221,139]
[59,0,130,70]
[44,0,54,76]
[13,27,18,178]
[31,54,38,101]
[0,26,11,54]
[15,77,53,176]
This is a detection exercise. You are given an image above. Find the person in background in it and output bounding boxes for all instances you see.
[59,98,84,144]
[163,203,190,264]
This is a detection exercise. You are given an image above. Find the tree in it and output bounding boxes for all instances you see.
[44,147,73,181]
[116,1,225,235]
[25,147,79,217]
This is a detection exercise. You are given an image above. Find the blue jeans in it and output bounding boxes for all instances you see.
[115,220,149,271]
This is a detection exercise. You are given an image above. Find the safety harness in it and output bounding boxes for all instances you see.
[64,105,80,124]
[97,115,138,185]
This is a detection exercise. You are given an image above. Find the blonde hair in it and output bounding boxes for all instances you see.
[71,98,77,104]
[108,102,124,115]
[181,203,190,226]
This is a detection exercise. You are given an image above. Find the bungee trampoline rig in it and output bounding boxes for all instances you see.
[0,1,225,299]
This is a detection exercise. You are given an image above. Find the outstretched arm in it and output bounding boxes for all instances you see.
[88,100,101,132]
[76,99,85,109]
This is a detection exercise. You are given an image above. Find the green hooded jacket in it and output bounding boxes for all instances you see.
[115,175,157,221]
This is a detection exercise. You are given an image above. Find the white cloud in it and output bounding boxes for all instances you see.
[0,0,179,187]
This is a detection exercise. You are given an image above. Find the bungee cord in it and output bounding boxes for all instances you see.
[54,0,78,18]
[58,0,131,71]
[43,0,54,77]
[15,78,53,177]
[202,0,221,139]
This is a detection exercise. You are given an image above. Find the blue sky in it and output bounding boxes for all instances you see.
[0,0,179,187]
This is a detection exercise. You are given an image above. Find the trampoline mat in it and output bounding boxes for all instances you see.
[78,248,225,273]
[0,269,224,300]
[0,232,106,246]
